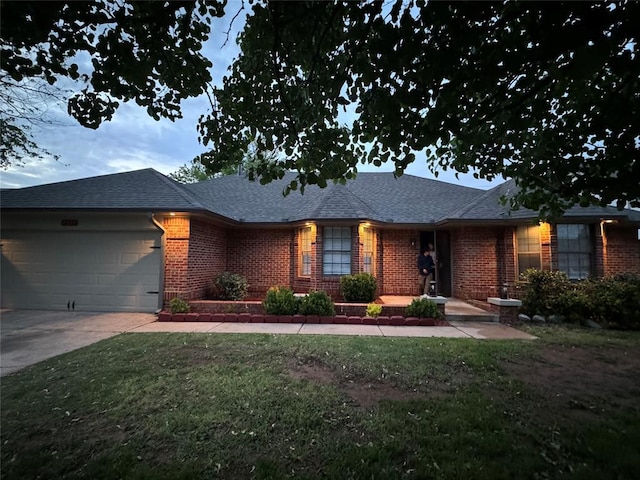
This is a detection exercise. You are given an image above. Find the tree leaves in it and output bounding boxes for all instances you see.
[2,0,638,218]
[1,0,225,161]
[203,1,639,217]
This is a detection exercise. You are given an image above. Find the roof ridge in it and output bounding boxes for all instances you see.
[446,180,509,220]
[151,170,208,210]
[344,180,383,218]
[308,182,380,219]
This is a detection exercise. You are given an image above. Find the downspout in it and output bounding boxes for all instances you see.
[149,213,166,313]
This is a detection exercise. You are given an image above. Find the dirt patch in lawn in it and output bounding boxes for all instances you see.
[288,345,640,414]
[500,345,640,423]
[288,361,429,408]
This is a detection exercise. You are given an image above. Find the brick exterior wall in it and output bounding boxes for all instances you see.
[161,217,639,305]
[162,216,228,303]
[603,224,640,276]
[162,216,190,302]
[451,226,501,300]
[540,222,552,271]
[380,229,420,295]
[227,228,292,295]
[187,219,227,300]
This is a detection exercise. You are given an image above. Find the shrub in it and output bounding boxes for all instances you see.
[366,303,382,318]
[340,273,377,303]
[553,288,592,323]
[263,286,299,315]
[298,290,335,316]
[590,274,640,330]
[169,297,189,314]
[519,269,572,317]
[406,298,442,319]
[519,270,640,330]
[212,272,249,300]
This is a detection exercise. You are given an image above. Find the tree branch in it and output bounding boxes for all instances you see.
[221,0,245,48]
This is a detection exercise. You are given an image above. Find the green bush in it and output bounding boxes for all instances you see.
[590,274,640,330]
[553,288,592,323]
[169,297,189,314]
[263,286,299,315]
[339,273,377,303]
[406,298,442,319]
[519,269,572,317]
[366,303,382,318]
[519,270,640,330]
[298,290,336,316]
[212,272,249,300]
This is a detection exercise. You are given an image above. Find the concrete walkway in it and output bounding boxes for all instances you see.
[130,319,536,340]
[1,310,536,377]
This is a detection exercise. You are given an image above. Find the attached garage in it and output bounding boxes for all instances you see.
[1,212,163,312]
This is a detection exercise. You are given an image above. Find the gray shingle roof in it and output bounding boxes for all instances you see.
[448,179,640,223]
[3,168,639,225]
[1,169,206,211]
[185,172,485,223]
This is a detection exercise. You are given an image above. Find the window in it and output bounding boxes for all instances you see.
[516,225,541,274]
[323,226,351,275]
[360,225,375,274]
[557,224,593,280]
[299,226,312,276]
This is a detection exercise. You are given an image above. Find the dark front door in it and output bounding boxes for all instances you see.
[420,230,451,297]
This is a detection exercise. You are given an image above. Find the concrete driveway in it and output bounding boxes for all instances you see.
[0,310,156,376]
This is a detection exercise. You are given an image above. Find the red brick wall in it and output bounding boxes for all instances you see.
[161,217,639,306]
[187,219,227,300]
[496,227,517,287]
[162,216,227,302]
[603,224,640,276]
[380,229,419,295]
[451,226,500,300]
[227,228,292,295]
[162,216,190,302]
[540,223,552,271]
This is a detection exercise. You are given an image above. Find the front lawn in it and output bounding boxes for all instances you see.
[2,325,639,479]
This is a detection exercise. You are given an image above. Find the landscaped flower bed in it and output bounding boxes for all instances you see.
[157,311,449,326]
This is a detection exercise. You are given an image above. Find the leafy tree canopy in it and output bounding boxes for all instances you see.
[169,141,276,183]
[1,0,224,166]
[2,1,639,218]
[203,0,639,218]
[168,159,213,184]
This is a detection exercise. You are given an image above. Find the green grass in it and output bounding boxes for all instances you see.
[2,327,640,479]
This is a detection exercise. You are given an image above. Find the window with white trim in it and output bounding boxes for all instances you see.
[299,226,312,277]
[323,226,351,275]
[516,225,541,274]
[557,224,593,280]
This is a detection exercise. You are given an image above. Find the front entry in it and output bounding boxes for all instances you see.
[420,230,451,297]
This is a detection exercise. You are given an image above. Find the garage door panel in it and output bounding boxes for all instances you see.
[1,231,161,312]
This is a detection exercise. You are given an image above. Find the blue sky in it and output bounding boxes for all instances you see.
[0,7,500,191]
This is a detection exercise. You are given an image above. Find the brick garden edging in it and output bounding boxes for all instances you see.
[157,311,448,327]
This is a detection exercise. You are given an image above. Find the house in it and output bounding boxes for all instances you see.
[2,168,639,312]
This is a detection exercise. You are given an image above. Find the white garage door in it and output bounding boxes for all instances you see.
[1,230,162,312]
